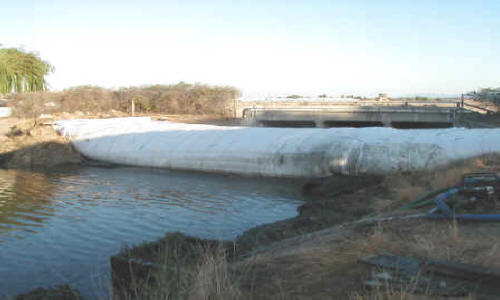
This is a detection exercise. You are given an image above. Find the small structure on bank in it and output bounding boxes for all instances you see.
[467,88,500,105]
[375,93,389,101]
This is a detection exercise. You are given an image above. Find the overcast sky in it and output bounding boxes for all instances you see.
[1,0,499,97]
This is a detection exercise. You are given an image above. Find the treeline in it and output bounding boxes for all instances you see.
[7,83,240,118]
[0,47,53,94]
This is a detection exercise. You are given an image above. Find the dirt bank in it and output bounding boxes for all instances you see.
[109,153,500,299]
[153,114,244,126]
[0,118,80,169]
[460,111,500,128]
[236,154,500,254]
[232,154,500,299]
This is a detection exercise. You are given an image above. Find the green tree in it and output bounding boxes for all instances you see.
[0,47,53,94]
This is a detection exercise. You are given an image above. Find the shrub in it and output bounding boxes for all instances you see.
[7,83,241,118]
[415,96,429,101]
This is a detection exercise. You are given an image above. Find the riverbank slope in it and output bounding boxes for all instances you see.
[110,153,500,299]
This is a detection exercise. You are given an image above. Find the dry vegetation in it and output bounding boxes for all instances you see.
[118,219,500,299]
[6,83,240,118]
[179,218,499,300]
[109,154,500,300]
[377,154,500,214]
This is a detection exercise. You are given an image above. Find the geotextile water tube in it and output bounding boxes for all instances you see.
[54,117,500,178]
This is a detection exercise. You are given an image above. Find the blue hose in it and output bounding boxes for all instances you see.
[426,187,500,221]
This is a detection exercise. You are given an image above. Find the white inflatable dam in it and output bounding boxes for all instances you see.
[53,117,500,178]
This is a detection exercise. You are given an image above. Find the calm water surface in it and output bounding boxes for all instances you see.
[0,166,305,299]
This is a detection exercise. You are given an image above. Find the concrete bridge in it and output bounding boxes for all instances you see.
[237,100,462,128]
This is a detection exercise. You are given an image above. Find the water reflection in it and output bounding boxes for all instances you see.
[0,170,56,236]
[0,166,304,298]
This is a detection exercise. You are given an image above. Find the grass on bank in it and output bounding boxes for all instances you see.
[119,220,499,299]
[376,153,500,215]
[110,154,499,300]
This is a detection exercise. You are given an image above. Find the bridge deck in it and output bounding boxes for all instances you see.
[238,101,461,128]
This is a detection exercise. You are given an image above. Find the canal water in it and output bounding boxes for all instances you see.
[0,166,305,299]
